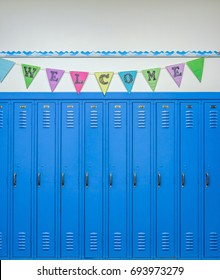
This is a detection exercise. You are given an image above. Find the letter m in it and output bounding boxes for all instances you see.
[147,70,156,81]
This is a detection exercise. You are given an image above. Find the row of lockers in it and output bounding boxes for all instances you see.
[0,100,220,259]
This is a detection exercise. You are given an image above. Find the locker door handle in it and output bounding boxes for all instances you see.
[13,173,17,187]
[158,173,161,187]
[38,173,41,187]
[109,173,113,187]
[133,172,137,187]
[206,173,209,187]
[181,173,185,187]
[61,173,65,187]
[85,172,89,188]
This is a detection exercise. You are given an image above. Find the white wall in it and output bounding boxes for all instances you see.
[0,0,220,92]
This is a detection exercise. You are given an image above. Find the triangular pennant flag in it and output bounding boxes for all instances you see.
[118,71,137,93]
[142,68,161,91]
[0,59,15,82]
[70,71,89,94]
[95,72,114,95]
[166,63,185,87]
[46,68,65,92]
[186,58,204,82]
[22,64,40,89]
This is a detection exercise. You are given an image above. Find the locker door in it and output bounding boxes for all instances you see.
[37,103,56,258]
[156,103,175,258]
[85,103,103,258]
[13,103,32,258]
[204,103,220,258]
[61,103,79,258]
[180,103,199,258]
[109,103,127,258]
[132,103,151,258]
[0,103,9,258]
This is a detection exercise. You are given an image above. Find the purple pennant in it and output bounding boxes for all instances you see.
[46,68,65,92]
[166,63,185,87]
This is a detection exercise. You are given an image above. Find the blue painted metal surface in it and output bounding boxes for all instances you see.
[108,103,127,258]
[204,103,220,258]
[37,103,56,258]
[0,92,219,259]
[132,102,151,258]
[180,103,199,258]
[13,103,32,258]
[156,102,175,258]
[61,103,80,258]
[0,103,8,258]
[84,103,103,258]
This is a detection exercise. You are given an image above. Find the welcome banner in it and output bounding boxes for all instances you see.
[0,58,205,94]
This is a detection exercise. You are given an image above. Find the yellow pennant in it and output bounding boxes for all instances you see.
[95,72,114,95]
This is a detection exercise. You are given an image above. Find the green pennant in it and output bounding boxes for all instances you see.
[22,64,40,88]
[186,58,204,82]
[142,68,161,91]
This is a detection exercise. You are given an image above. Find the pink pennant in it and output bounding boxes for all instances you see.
[46,68,65,92]
[166,63,185,87]
[70,71,89,94]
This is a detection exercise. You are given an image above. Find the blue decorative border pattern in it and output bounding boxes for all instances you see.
[0,51,219,57]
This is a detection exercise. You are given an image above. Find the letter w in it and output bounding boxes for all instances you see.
[23,67,37,78]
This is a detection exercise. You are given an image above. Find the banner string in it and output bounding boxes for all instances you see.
[12,58,202,75]
[0,57,205,93]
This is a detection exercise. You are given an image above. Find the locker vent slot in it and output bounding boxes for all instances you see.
[0,232,2,251]
[114,232,122,251]
[66,232,74,251]
[43,111,51,128]
[209,232,218,251]
[209,111,218,128]
[42,232,50,251]
[185,232,194,251]
[90,232,98,251]
[161,232,170,251]
[66,110,75,128]
[138,232,146,251]
[161,111,169,128]
[138,110,146,128]
[18,232,26,251]
[0,110,3,128]
[185,111,194,128]
[90,110,98,128]
[19,110,27,128]
[114,110,122,128]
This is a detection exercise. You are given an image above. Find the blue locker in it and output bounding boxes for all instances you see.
[108,103,127,258]
[61,103,80,258]
[0,103,9,258]
[37,103,56,258]
[156,103,175,258]
[85,103,103,258]
[132,103,151,258]
[204,103,220,258]
[13,103,32,258]
[180,103,199,258]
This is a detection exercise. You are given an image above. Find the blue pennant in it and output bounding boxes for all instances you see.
[0,59,15,82]
[119,71,137,93]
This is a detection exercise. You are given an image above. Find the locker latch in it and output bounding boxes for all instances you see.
[85,172,89,188]
[13,173,17,187]
[109,173,113,187]
[133,172,137,187]
[181,173,185,187]
[38,173,41,187]
[206,173,209,187]
[157,173,161,187]
[61,173,65,187]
